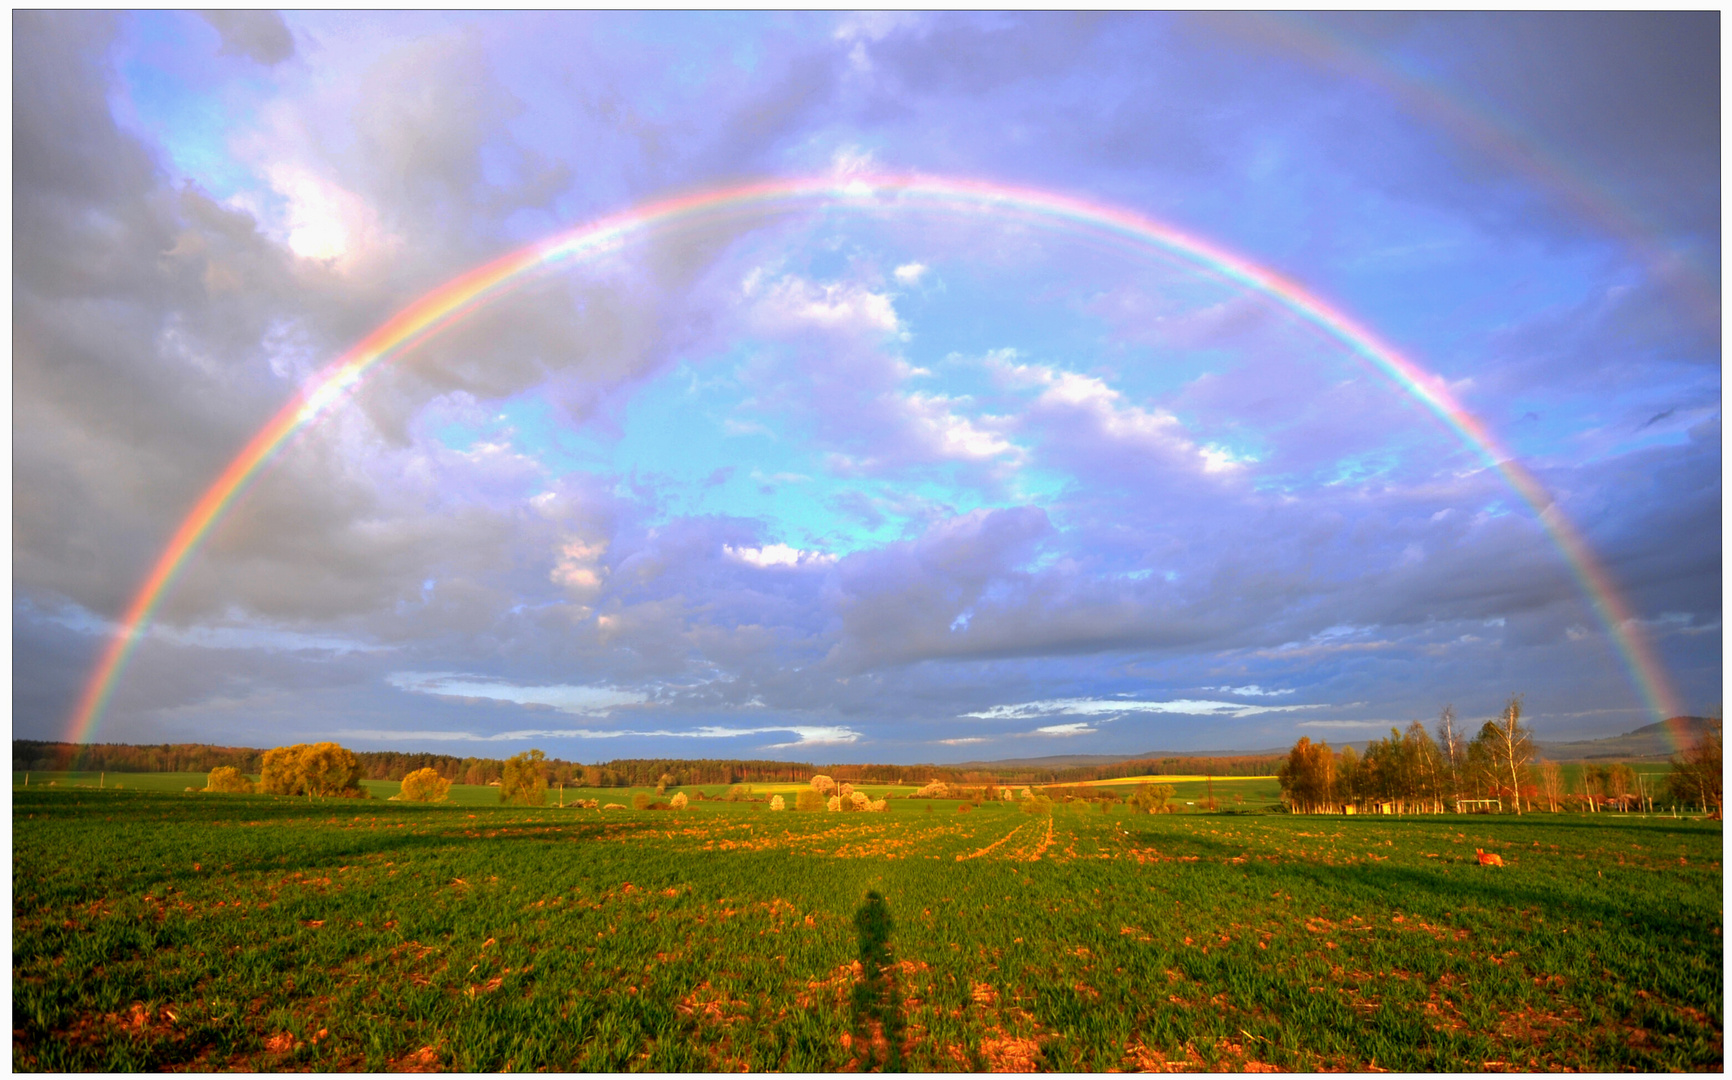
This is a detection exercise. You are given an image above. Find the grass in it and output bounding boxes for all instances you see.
[12,773,924,807]
[1101,776,1284,810]
[1064,774,1278,787]
[14,771,214,794]
[13,785,1721,1071]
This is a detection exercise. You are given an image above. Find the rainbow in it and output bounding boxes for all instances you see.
[63,174,1684,749]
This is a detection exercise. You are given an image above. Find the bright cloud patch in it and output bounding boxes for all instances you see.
[967,698,1332,721]
[893,262,927,285]
[1200,444,1255,472]
[900,392,1020,462]
[1034,722,1095,736]
[724,543,838,569]
[341,724,860,746]
[389,673,648,715]
[743,272,901,336]
[757,726,862,748]
[551,538,608,595]
[264,164,393,265]
[1205,685,1296,697]
[992,358,1240,476]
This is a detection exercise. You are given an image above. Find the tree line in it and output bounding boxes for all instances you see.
[11,741,817,788]
[14,741,1278,787]
[1276,698,1723,817]
[14,740,266,775]
[201,746,561,808]
[1048,754,1282,783]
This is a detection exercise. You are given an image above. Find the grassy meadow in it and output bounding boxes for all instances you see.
[13,782,1721,1072]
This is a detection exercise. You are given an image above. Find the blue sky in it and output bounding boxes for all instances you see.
[13,12,1720,762]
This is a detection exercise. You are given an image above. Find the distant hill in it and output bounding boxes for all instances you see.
[938,748,1293,770]
[1537,716,1719,762]
[940,752,1155,769]
[943,718,1722,770]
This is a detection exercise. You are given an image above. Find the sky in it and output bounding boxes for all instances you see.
[12,11,1721,763]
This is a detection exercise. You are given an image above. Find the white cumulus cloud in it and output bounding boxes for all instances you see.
[260,164,396,266]
[1205,685,1296,697]
[1034,722,1096,736]
[742,271,901,336]
[724,543,838,569]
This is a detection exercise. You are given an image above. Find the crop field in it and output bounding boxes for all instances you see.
[11,772,1288,811]
[1065,774,1274,787]
[14,787,1721,1072]
[14,771,214,794]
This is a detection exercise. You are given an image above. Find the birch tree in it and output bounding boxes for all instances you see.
[1436,704,1464,806]
[1471,696,1532,814]
[1667,721,1723,818]
[1277,738,1339,814]
[501,749,548,806]
[1537,759,1564,813]
[1405,721,1446,813]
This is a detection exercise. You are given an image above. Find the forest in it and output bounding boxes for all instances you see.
[11,741,1277,788]
[1275,700,1723,816]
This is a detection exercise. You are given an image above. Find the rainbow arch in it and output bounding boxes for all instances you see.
[63,173,1684,747]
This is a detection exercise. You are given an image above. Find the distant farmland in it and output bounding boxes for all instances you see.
[1061,773,1278,786]
[13,783,1720,1071]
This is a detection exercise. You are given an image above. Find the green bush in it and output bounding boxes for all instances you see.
[794,789,826,812]
[501,750,548,806]
[398,768,451,803]
[1130,783,1174,814]
[259,743,364,797]
[203,766,254,794]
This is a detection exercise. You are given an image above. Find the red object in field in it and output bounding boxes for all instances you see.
[1476,848,1504,867]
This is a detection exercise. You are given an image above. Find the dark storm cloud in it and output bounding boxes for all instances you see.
[199,10,296,66]
[14,13,303,620]
[1411,12,1719,238]
[15,15,722,636]
[11,14,637,742]
[1332,13,1715,307]
[342,31,573,242]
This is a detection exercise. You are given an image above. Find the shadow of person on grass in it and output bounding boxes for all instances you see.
[849,890,906,1072]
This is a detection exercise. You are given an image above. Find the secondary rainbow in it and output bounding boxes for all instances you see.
[63,174,1684,749]
[1206,13,1720,338]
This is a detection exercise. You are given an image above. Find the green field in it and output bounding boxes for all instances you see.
[14,786,1721,1071]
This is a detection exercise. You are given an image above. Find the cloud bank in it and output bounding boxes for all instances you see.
[12,12,1718,761]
